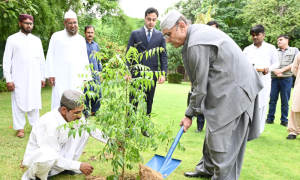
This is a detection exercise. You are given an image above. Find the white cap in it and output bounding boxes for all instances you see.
[64,9,77,19]
[160,9,182,31]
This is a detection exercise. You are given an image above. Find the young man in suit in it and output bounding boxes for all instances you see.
[126,7,168,137]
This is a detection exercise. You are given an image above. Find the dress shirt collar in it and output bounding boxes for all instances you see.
[144,25,153,33]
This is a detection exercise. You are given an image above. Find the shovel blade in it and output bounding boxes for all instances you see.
[146,154,182,179]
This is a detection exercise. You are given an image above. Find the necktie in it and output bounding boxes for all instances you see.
[147,30,151,43]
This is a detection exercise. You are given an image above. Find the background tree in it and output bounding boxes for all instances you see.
[166,44,183,73]
[238,0,300,47]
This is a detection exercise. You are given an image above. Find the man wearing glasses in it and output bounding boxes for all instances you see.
[160,10,263,179]
[3,14,45,138]
[44,10,91,110]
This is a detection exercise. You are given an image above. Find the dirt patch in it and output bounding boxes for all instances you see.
[85,175,106,180]
[86,173,138,180]
[139,164,163,180]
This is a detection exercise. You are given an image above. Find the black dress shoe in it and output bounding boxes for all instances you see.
[280,121,288,127]
[184,172,204,178]
[266,119,274,124]
[286,134,297,140]
[195,128,203,133]
[141,130,150,137]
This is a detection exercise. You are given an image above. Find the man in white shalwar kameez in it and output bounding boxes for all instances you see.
[44,10,91,110]
[3,14,45,138]
[244,25,279,134]
[22,90,109,180]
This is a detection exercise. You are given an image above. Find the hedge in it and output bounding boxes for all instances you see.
[167,73,183,84]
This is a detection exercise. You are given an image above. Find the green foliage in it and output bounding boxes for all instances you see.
[0,80,8,92]
[168,73,183,84]
[166,44,183,72]
[59,46,183,179]
[238,0,300,47]
[0,0,82,49]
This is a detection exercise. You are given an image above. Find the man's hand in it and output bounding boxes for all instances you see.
[262,67,269,75]
[49,77,55,86]
[274,69,284,75]
[79,162,94,176]
[158,75,165,84]
[125,74,132,81]
[179,116,193,133]
[6,82,15,91]
[41,81,46,88]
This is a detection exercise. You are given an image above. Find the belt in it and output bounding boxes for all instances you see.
[272,77,291,79]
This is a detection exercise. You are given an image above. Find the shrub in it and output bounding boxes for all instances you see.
[0,80,8,92]
[167,73,183,84]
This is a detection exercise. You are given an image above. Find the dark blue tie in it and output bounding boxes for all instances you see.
[147,30,151,43]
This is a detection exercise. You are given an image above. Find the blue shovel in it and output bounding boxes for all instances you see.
[146,126,184,178]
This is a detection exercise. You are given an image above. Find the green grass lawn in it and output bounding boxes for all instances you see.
[0,83,299,180]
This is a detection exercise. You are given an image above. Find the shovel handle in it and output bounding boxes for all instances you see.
[158,126,184,173]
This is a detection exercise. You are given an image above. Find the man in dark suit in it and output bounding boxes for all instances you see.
[126,7,168,137]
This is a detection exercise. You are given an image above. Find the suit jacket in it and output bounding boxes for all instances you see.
[292,52,300,112]
[182,24,264,133]
[126,27,168,78]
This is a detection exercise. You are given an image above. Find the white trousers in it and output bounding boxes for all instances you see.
[12,92,39,130]
[259,105,268,134]
[22,131,90,180]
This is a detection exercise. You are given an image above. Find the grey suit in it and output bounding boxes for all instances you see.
[182,24,263,179]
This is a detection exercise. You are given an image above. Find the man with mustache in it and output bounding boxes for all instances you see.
[44,10,91,110]
[83,25,102,117]
[21,90,109,180]
[3,14,45,138]
[243,24,279,134]
[266,35,299,127]
[126,7,168,137]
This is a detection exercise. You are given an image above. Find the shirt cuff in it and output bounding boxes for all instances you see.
[71,161,81,170]
[5,77,12,83]
[185,106,195,117]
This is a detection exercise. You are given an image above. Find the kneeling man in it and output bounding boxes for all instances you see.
[22,90,109,180]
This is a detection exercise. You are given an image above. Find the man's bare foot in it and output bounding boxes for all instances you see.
[17,129,24,138]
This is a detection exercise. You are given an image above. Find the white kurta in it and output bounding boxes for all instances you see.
[243,42,279,108]
[44,29,92,109]
[3,31,45,111]
[22,107,109,179]
[244,42,279,133]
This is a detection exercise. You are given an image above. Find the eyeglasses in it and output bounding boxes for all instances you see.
[22,22,34,26]
[66,21,78,25]
[163,34,170,39]
[163,22,179,39]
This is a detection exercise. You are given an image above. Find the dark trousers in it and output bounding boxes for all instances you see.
[197,114,205,129]
[83,88,102,116]
[267,77,293,122]
[129,79,157,116]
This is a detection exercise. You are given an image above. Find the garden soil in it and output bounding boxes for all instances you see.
[139,163,163,180]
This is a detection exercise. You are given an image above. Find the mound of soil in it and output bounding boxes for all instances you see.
[139,164,163,180]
